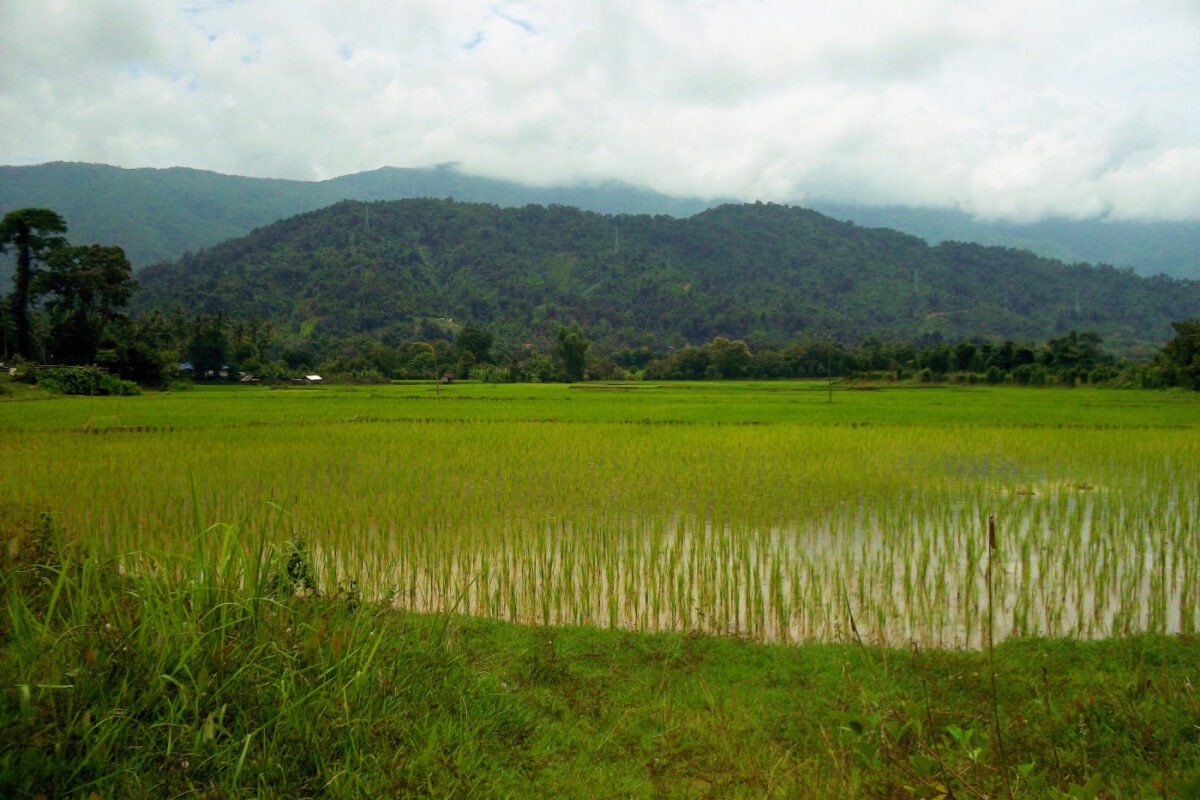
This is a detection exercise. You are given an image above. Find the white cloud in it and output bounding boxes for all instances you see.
[2,0,1198,220]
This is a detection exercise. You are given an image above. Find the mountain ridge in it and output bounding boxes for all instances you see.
[133,197,1199,356]
[0,161,711,269]
[2,161,1199,279]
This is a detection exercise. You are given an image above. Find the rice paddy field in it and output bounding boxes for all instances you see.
[4,381,1197,649]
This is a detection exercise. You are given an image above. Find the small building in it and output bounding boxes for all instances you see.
[304,374,323,384]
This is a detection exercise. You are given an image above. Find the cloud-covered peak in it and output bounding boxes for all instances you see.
[2,0,1198,221]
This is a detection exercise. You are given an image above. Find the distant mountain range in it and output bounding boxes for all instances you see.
[813,203,1200,283]
[133,197,1199,356]
[0,161,708,270]
[2,161,1199,280]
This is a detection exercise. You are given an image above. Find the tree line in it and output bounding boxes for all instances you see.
[636,328,1199,388]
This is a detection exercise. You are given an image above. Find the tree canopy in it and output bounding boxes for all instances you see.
[1160,319,1200,390]
[0,209,151,386]
[1,207,68,358]
[36,244,137,365]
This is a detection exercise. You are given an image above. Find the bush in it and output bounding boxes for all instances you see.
[470,363,512,383]
[1012,364,1048,386]
[35,365,141,396]
[327,369,387,384]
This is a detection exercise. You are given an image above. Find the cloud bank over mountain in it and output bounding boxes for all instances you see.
[3,1,1199,222]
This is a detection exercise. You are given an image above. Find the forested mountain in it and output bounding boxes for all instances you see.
[0,162,709,269]
[135,198,1199,355]
[3,161,1199,279]
[0,162,316,269]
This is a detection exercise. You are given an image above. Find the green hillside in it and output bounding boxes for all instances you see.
[134,198,1200,354]
[3,161,1199,279]
[0,162,316,268]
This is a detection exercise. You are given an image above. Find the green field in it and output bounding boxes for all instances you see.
[3,382,1197,646]
[3,381,1199,797]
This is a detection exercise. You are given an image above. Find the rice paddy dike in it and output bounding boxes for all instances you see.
[2,380,1199,797]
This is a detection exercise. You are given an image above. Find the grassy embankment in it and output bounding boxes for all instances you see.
[2,381,1198,796]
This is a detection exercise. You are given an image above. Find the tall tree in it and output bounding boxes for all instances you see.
[709,337,752,378]
[1161,318,1200,390]
[0,208,68,358]
[556,323,589,382]
[455,325,493,375]
[187,314,230,378]
[35,244,137,365]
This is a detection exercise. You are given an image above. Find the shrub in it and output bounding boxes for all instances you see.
[470,363,512,383]
[34,365,141,396]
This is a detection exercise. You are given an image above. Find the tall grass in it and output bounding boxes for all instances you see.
[0,516,539,798]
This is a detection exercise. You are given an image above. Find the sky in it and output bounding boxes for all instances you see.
[2,0,1199,222]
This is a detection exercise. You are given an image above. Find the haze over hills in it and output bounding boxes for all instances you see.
[2,161,1199,280]
[813,203,1200,283]
[134,197,1199,357]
